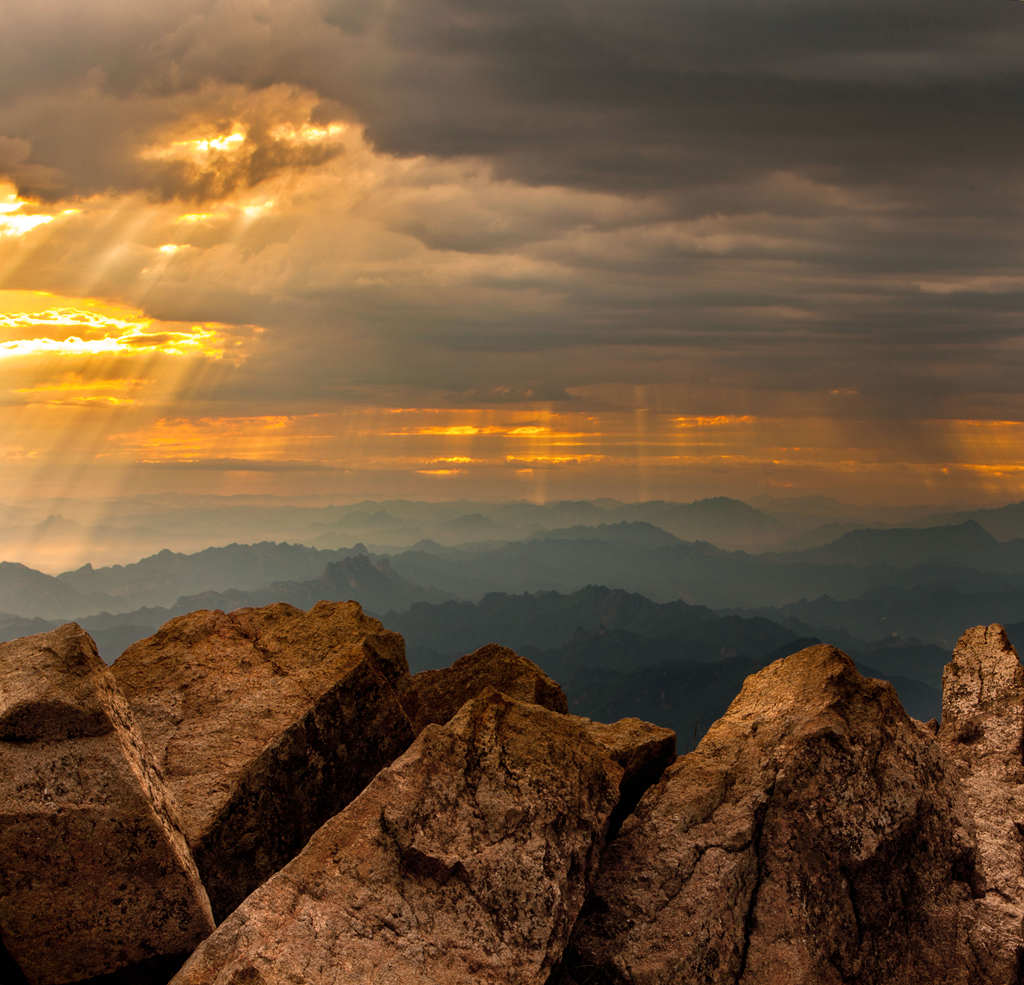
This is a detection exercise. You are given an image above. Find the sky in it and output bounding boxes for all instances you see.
[2,0,1024,516]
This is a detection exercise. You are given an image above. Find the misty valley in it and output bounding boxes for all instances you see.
[5,495,1024,744]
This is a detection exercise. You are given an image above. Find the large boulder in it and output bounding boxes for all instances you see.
[112,600,415,920]
[398,642,568,733]
[555,644,981,985]
[0,624,214,985]
[170,690,673,985]
[938,624,1024,983]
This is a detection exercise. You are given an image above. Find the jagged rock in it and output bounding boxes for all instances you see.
[170,690,672,985]
[938,624,1024,983]
[112,600,415,920]
[0,624,214,985]
[398,642,568,733]
[579,717,676,836]
[556,644,981,985]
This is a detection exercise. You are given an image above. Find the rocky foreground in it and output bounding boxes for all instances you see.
[1,603,1023,985]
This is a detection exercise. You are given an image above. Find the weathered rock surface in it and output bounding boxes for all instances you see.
[579,717,676,836]
[398,642,568,733]
[556,644,981,985]
[112,600,415,920]
[0,623,214,985]
[170,690,673,985]
[938,624,1024,983]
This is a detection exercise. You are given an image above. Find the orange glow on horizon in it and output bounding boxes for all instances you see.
[107,414,328,464]
[673,415,758,428]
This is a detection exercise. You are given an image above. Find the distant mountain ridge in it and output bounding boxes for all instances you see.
[56,542,366,611]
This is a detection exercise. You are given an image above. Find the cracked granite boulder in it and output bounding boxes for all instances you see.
[0,623,214,985]
[555,643,982,985]
[169,689,673,985]
[112,600,415,920]
[398,642,568,734]
[938,624,1024,984]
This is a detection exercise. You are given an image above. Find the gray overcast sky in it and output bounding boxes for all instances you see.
[1,0,1023,509]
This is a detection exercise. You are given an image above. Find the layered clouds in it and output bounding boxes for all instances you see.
[1,0,1023,509]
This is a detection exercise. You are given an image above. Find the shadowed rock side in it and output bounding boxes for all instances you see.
[0,624,214,985]
[938,624,1024,982]
[398,642,568,733]
[554,644,982,985]
[170,690,673,985]
[579,717,676,838]
[112,600,415,921]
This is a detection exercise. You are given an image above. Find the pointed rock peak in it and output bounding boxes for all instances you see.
[113,600,414,920]
[399,642,567,734]
[0,623,115,741]
[0,624,214,984]
[718,642,902,735]
[557,641,978,985]
[170,688,629,985]
[940,623,1024,750]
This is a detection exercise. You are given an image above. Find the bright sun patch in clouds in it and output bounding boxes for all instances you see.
[0,182,67,238]
[0,292,249,363]
[268,122,346,144]
[141,129,248,163]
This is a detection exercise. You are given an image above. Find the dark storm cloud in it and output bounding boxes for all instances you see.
[313,0,1024,201]
[2,0,1022,202]
[2,0,1023,444]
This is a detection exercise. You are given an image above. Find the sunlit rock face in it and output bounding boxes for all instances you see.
[169,690,672,985]
[554,644,982,985]
[0,623,214,985]
[938,624,1024,984]
[112,600,415,921]
[8,617,1024,985]
[398,642,568,734]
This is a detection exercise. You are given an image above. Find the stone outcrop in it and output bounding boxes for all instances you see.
[555,644,981,985]
[112,600,415,920]
[398,642,568,733]
[10,611,1024,985]
[579,717,676,836]
[170,690,673,985]
[938,624,1024,982]
[0,623,214,985]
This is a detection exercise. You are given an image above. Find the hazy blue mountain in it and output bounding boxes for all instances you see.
[752,585,1024,651]
[0,613,54,641]
[385,587,944,743]
[613,497,784,549]
[384,585,800,671]
[383,518,1024,612]
[312,497,786,552]
[56,542,365,612]
[171,555,451,622]
[778,521,1006,569]
[0,562,113,620]
[928,500,1024,542]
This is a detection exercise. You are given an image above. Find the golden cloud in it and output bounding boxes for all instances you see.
[0,293,252,364]
[137,85,349,201]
